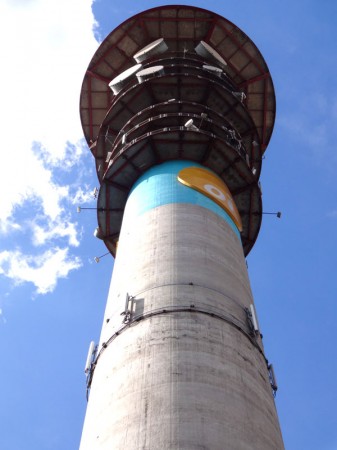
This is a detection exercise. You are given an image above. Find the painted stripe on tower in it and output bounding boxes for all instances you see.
[124,160,241,238]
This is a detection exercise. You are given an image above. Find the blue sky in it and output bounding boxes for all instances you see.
[1,0,337,449]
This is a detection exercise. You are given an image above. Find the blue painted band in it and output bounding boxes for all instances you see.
[124,160,241,239]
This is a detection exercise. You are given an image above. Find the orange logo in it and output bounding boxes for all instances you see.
[178,167,242,231]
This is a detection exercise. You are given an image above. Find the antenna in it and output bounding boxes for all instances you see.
[268,364,278,395]
[122,293,134,323]
[84,341,96,374]
[232,91,246,102]
[249,304,259,332]
[195,40,227,68]
[133,38,168,63]
[199,113,207,127]
[184,119,199,131]
[109,64,143,94]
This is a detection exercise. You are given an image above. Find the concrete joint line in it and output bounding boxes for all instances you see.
[86,305,268,397]
[121,282,245,309]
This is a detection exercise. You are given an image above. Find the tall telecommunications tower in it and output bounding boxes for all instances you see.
[79,5,284,449]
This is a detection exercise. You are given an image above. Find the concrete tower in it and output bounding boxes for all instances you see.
[79,6,284,449]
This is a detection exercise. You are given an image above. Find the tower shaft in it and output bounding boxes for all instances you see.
[80,162,284,449]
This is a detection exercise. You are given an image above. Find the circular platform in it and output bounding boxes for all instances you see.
[79,5,276,256]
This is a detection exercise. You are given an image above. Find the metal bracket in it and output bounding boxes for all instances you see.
[268,364,278,397]
[121,293,134,323]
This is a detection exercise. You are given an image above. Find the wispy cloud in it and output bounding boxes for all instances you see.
[0,308,6,325]
[0,0,99,296]
[72,185,97,206]
[0,248,82,295]
[31,218,80,247]
[277,87,337,167]
[326,210,337,218]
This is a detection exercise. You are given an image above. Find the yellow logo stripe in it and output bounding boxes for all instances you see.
[178,167,242,231]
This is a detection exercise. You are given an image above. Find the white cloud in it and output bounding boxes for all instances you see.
[0,0,98,227]
[72,185,97,206]
[0,0,99,296]
[0,248,82,295]
[32,218,80,247]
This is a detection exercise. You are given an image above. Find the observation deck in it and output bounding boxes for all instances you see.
[79,5,276,256]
